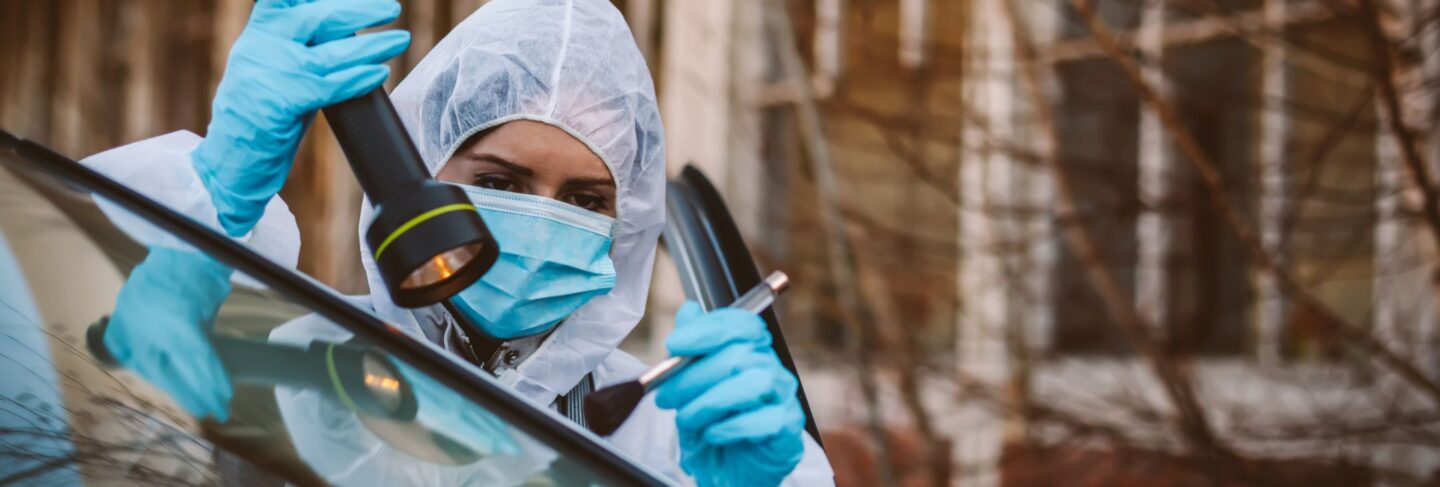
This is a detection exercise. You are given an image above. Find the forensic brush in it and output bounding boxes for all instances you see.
[584,271,791,436]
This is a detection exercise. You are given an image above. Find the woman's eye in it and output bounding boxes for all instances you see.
[475,174,520,192]
[564,194,607,212]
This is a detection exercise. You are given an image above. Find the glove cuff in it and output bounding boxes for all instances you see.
[191,124,302,237]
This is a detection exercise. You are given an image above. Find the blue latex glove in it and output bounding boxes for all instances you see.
[193,0,410,236]
[393,360,522,458]
[105,247,235,421]
[655,301,806,487]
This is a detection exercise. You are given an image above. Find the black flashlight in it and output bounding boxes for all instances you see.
[86,318,418,421]
[321,90,497,307]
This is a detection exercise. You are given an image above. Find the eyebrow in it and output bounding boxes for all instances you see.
[466,153,533,177]
[466,152,616,188]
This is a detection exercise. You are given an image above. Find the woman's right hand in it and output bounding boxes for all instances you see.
[192,0,410,237]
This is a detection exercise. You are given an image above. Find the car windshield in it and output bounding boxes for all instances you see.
[0,146,666,486]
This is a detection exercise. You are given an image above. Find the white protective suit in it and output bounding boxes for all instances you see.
[79,0,833,485]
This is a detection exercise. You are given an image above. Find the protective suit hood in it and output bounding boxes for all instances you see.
[358,0,665,406]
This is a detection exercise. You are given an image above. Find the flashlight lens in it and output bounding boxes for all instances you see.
[400,242,485,290]
[361,353,404,414]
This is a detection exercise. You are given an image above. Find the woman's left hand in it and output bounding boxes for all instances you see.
[654,301,806,487]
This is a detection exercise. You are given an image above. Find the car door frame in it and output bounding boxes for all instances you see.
[0,130,673,487]
[662,165,824,447]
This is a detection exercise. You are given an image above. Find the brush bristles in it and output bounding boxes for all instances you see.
[584,381,646,436]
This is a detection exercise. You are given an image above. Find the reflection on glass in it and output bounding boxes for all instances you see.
[362,354,405,413]
[0,157,621,485]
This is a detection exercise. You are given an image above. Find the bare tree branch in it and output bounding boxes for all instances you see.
[1009,0,1236,467]
[1070,0,1440,409]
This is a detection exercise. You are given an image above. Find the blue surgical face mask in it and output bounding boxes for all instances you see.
[449,185,618,340]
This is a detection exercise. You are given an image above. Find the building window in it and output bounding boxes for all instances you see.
[1052,57,1141,355]
[1164,38,1259,355]
[898,0,927,68]
[1044,1,1373,359]
[813,0,844,95]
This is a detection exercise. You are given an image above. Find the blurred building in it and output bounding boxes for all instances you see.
[653,0,1440,485]
[957,0,1440,484]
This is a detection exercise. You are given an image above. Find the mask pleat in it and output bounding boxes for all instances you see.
[449,185,618,340]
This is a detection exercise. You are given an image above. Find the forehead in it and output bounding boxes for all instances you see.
[465,120,613,182]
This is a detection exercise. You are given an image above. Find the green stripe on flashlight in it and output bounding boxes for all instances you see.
[325,343,364,413]
[372,203,476,261]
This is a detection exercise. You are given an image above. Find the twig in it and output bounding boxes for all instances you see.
[1070,0,1440,409]
[1010,0,1235,463]
[1358,0,1440,328]
[761,2,899,485]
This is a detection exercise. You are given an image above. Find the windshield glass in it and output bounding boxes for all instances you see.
[0,149,662,486]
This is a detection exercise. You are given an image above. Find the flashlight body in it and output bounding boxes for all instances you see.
[206,334,418,420]
[322,88,499,307]
[85,319,416,420]
[322,89,431,202]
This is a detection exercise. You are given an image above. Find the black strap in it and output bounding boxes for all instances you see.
[442,300,504,364]
[555,373,595,432]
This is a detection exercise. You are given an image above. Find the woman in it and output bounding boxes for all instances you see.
[83,0,833,485]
